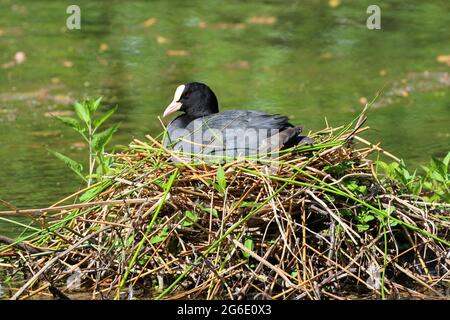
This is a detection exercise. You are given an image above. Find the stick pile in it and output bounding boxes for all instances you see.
[0,120,449,300]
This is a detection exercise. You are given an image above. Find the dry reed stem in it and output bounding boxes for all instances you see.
[1,122,448,300]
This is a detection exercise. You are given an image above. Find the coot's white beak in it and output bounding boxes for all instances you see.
[163,101,182,117]
[163,84,185,117]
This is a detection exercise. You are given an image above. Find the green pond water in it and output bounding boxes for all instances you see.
[0,0,449,235]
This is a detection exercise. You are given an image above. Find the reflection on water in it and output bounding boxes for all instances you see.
[0,0,449,220]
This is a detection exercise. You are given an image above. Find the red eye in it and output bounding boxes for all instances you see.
[184,91,191,98]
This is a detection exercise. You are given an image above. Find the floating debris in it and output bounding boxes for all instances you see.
[436,55,450,67]
[374,71,450,107]
[143,17,156,28]
[166,50,190,57]
[14,51,26,65]
[248,16,277,25]
[224,60,250,70]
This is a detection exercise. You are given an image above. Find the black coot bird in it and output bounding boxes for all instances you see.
[162,82,311,161]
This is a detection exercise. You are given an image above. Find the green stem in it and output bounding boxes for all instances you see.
[156,180,289,300]
[240,167,450,247]
[88,123,93,187]
[115,169,179,299]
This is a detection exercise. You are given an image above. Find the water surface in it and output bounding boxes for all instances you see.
[0,0,449,230]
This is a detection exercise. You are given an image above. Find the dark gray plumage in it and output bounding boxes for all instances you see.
[162,82,311,161]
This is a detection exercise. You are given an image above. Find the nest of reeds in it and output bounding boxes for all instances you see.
[1,115,449,300]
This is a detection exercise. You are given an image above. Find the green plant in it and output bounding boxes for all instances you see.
[343,179,368,194]
[376,159,422,195]
[376,151,450,202]
[242,235,254,259]
[215,164,227,194]
[50,98,119,186]
[182,210,199,227]
[421,152,450,202]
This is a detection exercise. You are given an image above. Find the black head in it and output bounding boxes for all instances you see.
[163,82,219,118]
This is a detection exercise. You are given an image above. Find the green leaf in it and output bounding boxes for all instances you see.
[150,228,169,244]
[152,179,165,189]
[242,236,254,259]
[421,165,430,175]
[361,214,375,223]
[357,185,367,194]
[431,157,447,180]
[182,210,198,227]
[388,219,398,227]
[424,194,441,203]
[340,208,353,218]
[443,151,450,168]
[423,181,433,189]
[344,180,360,192]
[96,160,105,176]
[89,97,103,114]
[239,201,257,208]
[357,224,370,232]
[55,116,85,134]
[74,102,91,125]
[94,105,117,129]
[215,165,226,193]
[324,161,354,175]
[198,205,219,218]
[431,171,445,183]
[138,257,149,265]
[2,275,12,284]
[49,150,85,181]
[149,235,166,244]
[125,234,135,247]
[375,160,389,174]
[79,181,111,202]
[385,206,395,215]
[92,125,118,151]
[411,180,422,195]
